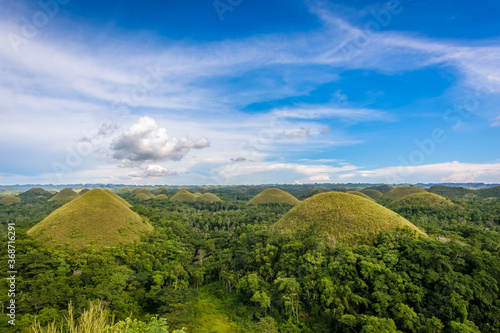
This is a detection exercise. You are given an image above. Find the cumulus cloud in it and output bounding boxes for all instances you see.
[112,117,209,162]
[130,164,178,178]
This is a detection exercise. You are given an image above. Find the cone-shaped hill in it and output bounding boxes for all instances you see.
[388,192,455,212]
[384,186,426,201]
[247,188,300,205]
[28,189,152,249]
[362,189,384,200]
[170,189,196,202]
[154,194,169,200]
[132,189,155,199]
[0,196,21,205]
[271,192,425,247]
[119,188,132,194]
[48,188,79,202]
[195,193,222,203]
[79,188,90,195]
[347,191,374,201]
[19,188,52,202]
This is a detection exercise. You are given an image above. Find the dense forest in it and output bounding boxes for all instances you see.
[1,185,500,332]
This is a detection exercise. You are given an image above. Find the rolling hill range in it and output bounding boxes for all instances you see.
[27,189,153,249]
[247,188,300,205]
[272,192,425,246]
[384,186,427,200]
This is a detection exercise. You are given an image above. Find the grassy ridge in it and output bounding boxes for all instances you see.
[384,186,426,200]
[28,189,153,249]
[247,188,300,205]
[272,192,425,246]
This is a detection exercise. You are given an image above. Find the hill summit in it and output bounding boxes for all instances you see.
[247,188,300,205]
[384,186,426,200]
[272,192,425,246]
[28,189,153,249]
[48,188,79,202]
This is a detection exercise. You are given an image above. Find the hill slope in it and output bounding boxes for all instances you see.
[195,193,222,203]
[384,186,426,200]
[48,188,79,202]
[28,189,153,249]
[347,191,374,201]
[388,192,455,212]
[272,192,425,246]
[0,196,21,205]
[170,189,196,202]
[362,189,384,200]
[247,188,300,205]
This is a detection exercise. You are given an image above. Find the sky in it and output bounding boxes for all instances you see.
[0,0,499,185]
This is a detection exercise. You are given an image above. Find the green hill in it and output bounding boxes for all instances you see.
[170,189,196,202]
[384,186,426,200]
[477,185,500,198]
[347,191,374,201]
[119,188,132,194]
[18,188,52,202]
[272,192,425,246]
[388,192,455,212]
[28,189,153,249]
[0,196,21,205]
[103,190,131,207]
[154,194,169,200]
[79,188,90,195]
[247,188,300,205]
[135,193,152,201]
[48,188,80,202]
[155,187,169,195]
[362,189,384,200]
[365,184,393,193]
[132,189,155,199]
[195,193,222,203]
[427,185,474,198]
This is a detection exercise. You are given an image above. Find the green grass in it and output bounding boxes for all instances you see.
[190,288,238,333]
[135,193,152,201]
[384,186,426,201]
[347,191,374,201]
[28,189,153,249]
[362,189,384,200]
[247,188,300,205]
[387,192,455,211]
[155,194,169,200]
[48,188,80,202]
[272,192,425,247]
[0,196,21,205]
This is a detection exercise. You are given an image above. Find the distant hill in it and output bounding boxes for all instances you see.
[195,193,222,203]
[477,185,500,198]
[119,188,132,194]
[18,188,52,202]
[135,193,152,201]
[347,191,374,201]
[388,193,455,212]
[154,194,168,200]
[132,189,155,200]
[364,185,393,193]
[272,192,425,246]
[0,196,21,205]
[28,189,153,249]
[170,189,196,202]
[384,186,426,200]
[48,188,79,202]
[427,185,474,198]
[361,189,384,200]
[79,188,90,195]
[247,188,300,205]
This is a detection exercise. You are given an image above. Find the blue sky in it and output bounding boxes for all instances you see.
[0,0,499,185]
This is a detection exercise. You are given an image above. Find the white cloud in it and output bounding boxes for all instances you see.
[112,117,209,163]
[130,165,178,178]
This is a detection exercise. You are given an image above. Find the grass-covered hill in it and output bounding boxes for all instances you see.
[388,192,455,212]
[48,188,80,202]
[272,192,425,246]
[247,188,300,205]
[135,193,152,201]
[132,189,156,198]
[364,184,393,193]
[347,191,374,201]
[194,193,222,203]
[384,186,426,200]
[27,189,153,249]
[18,187,53,202]
[427,185,474,198]
[0,196,21,205]
[361,189,384,200]
[119,187,132,194]
[79,188,90,195]
[154,194,168,200]
[170,189,196,202]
